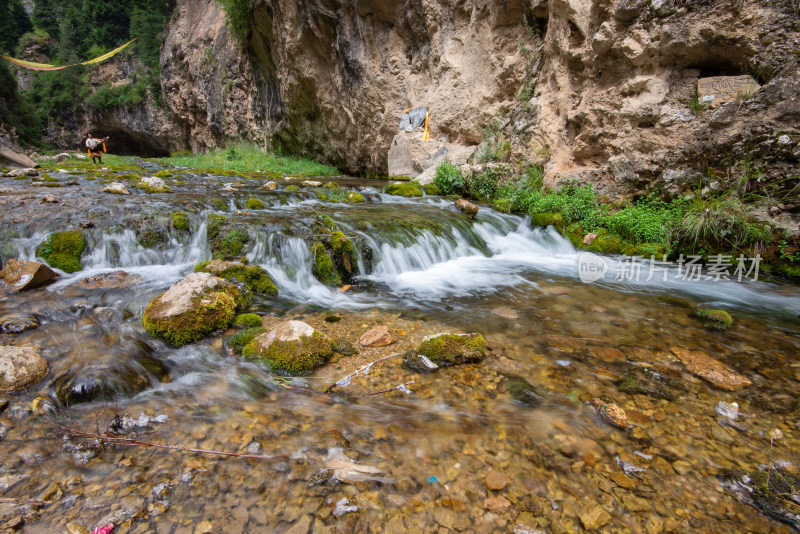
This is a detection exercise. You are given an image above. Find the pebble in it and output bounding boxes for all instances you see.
[579,504,611,531]
[715,401,738,420]
[485,469,510,491]
[672,460,692,475]
[484,496,512,513]
[711,425,734,445]
[591,399,628,428]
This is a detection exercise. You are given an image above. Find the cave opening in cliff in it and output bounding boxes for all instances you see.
[99,129,171,158]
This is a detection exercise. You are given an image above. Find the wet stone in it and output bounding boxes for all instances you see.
[484,496,511,513]
[359,325,397,347]
[589,346,626,363]
[485,469,510,491]
[670,347,751,391]
[579,504,611,531]
[711,425,734,445]
[0,313,39,334]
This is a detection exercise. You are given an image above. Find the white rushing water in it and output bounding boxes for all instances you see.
[8,198,800,316]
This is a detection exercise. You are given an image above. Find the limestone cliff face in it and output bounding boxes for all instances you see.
[526,0,800,195]
[76,0,799,196]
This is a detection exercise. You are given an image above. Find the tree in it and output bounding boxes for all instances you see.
[0,0,34,54]
[83,0,132,48]
[32,0,61,40]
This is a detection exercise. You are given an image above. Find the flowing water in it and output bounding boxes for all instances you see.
[0,169,798,533]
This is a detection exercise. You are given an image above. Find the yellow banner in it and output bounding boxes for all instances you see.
[1,39,136,71]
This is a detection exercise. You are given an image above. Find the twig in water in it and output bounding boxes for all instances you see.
[55,425,286,462]
[325,353,402,393]
[353,381,415,399]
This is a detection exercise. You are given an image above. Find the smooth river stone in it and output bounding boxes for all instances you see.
[670,347,752,391]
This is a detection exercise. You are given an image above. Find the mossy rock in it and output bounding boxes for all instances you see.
[530,212,566,232]
[225,327,266,354]
[347,192,365,203]
[209,198,228,211]
[212,228,250,260]
[423,183,440,196]
[143,272,246,346]
[243,321,333,375]
[195,260,278,296]
[171,212,190,232]
[42,173,58,182]
[324,181,338,189]
[725,469,800,527]
[207,214,227,241]
[312,213,338,235]
[694,308,733,330]
[37,230,86,273]
[234,313,263,328]
[285,185,300,191]
[312,242,342,286]
[118,173,142,181]
[153,170,173,178]
[616,366,679,401]
[133,218,169,249]
[330,231,358,283]
[54,357,167,406]
[417,333,487,366]
[385,182,423,197]
[244,197,265,210]
[503,374,544,407]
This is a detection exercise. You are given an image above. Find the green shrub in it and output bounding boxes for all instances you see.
[433,162,465,196]
[604,194,683,254]
[678,192,764,249]
[218,0,254,42]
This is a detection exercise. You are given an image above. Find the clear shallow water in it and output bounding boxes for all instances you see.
[0,171,798,533]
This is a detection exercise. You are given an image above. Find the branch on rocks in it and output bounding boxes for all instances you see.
[353,381,414,399]
[325,353,402,393]
[53,423,286,462]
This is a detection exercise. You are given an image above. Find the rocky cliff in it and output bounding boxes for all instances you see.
[75,0,798,197]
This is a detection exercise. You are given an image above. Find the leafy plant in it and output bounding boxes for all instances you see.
[433,162,466,196]
[678,191,766,249]
[218,0,254,42]
[688,97,708,115]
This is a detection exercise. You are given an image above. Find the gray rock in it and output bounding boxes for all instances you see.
[0,346,49,392]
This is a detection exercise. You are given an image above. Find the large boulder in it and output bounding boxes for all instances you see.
[387,132,475,178]
[0,259,58,291]
[0,346,49,392]
[416,333,488,366]
[0,144,37,169]
[142,272,248,346]
[243,320,333,375]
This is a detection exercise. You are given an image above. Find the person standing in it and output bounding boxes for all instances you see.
[85,133,108,164]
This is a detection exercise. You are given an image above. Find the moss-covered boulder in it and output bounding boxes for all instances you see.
[286,185,299,191]
[195,259,278,296]
[137,176,171,193]
[142,272,247,346]
[244,197,265,210]
[347,192,365,203]
[209,224,250,260]
[234,313,263,328]
[530,213,566,232]
[243,320,333,375]
[693,308,733,330]
[37,230,86,273]
[416,333,488,366]
[171,212,190,232]
[330,231,358,283]
[226,327,266,354]
[385,182,424,197]
[312,242,342,286]
[423,183,440,196]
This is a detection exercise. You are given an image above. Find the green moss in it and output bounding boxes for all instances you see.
[316,188,349,202]
[37,230,86,273]
[731,469,800,526]
[171,212,190,232]
[285,185,299,191]
[423,183,441,196]
[118,173,142,181]
[234,313,263,328]
[136,180,172,194]
[313,213,337,234]
[694,308,733,330]
[194,261,212,272]
[207,214,227,241]
[222,264,278,296]
[417,333,487,366]
[324,181,338,188]
[44,182,64,188]
[493,198,512,213]
[385,182,424,197]
[330,231,358,282]
[312,242,341,286]
[226,327,266,354]
[530,213,566,232]
[42,173,58,182]
[210,198,228,211]
[142,288,240,346]
[153,170,173,178]
[347,192,365,203]
[244,197,265,210]
[213,229,249,260]
[243,331,333,375]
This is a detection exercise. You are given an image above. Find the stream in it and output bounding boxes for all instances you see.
[0,167,798,533]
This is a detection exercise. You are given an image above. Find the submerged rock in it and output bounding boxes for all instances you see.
[75,271,142,290]
[36,230,86,273]
[455,198,479,219]
[591,398,628,428]
[143,272,247,346]
[416,332,487,366]
[503,374,544,407]
[195,260,277,296]
[101,182,131,195]
[54,355,168,406]
[0,314,40,335]
[0,345,48,392]
[359,325,397,347]
[0,259,58,291]
[402,352,439,373]
[670,347,752,391]
[243,320,333,375]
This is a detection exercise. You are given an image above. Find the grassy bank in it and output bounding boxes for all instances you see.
[433,163,800,279]
[159,144,340,176]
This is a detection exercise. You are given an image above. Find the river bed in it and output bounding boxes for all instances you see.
[0,167,798,533]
